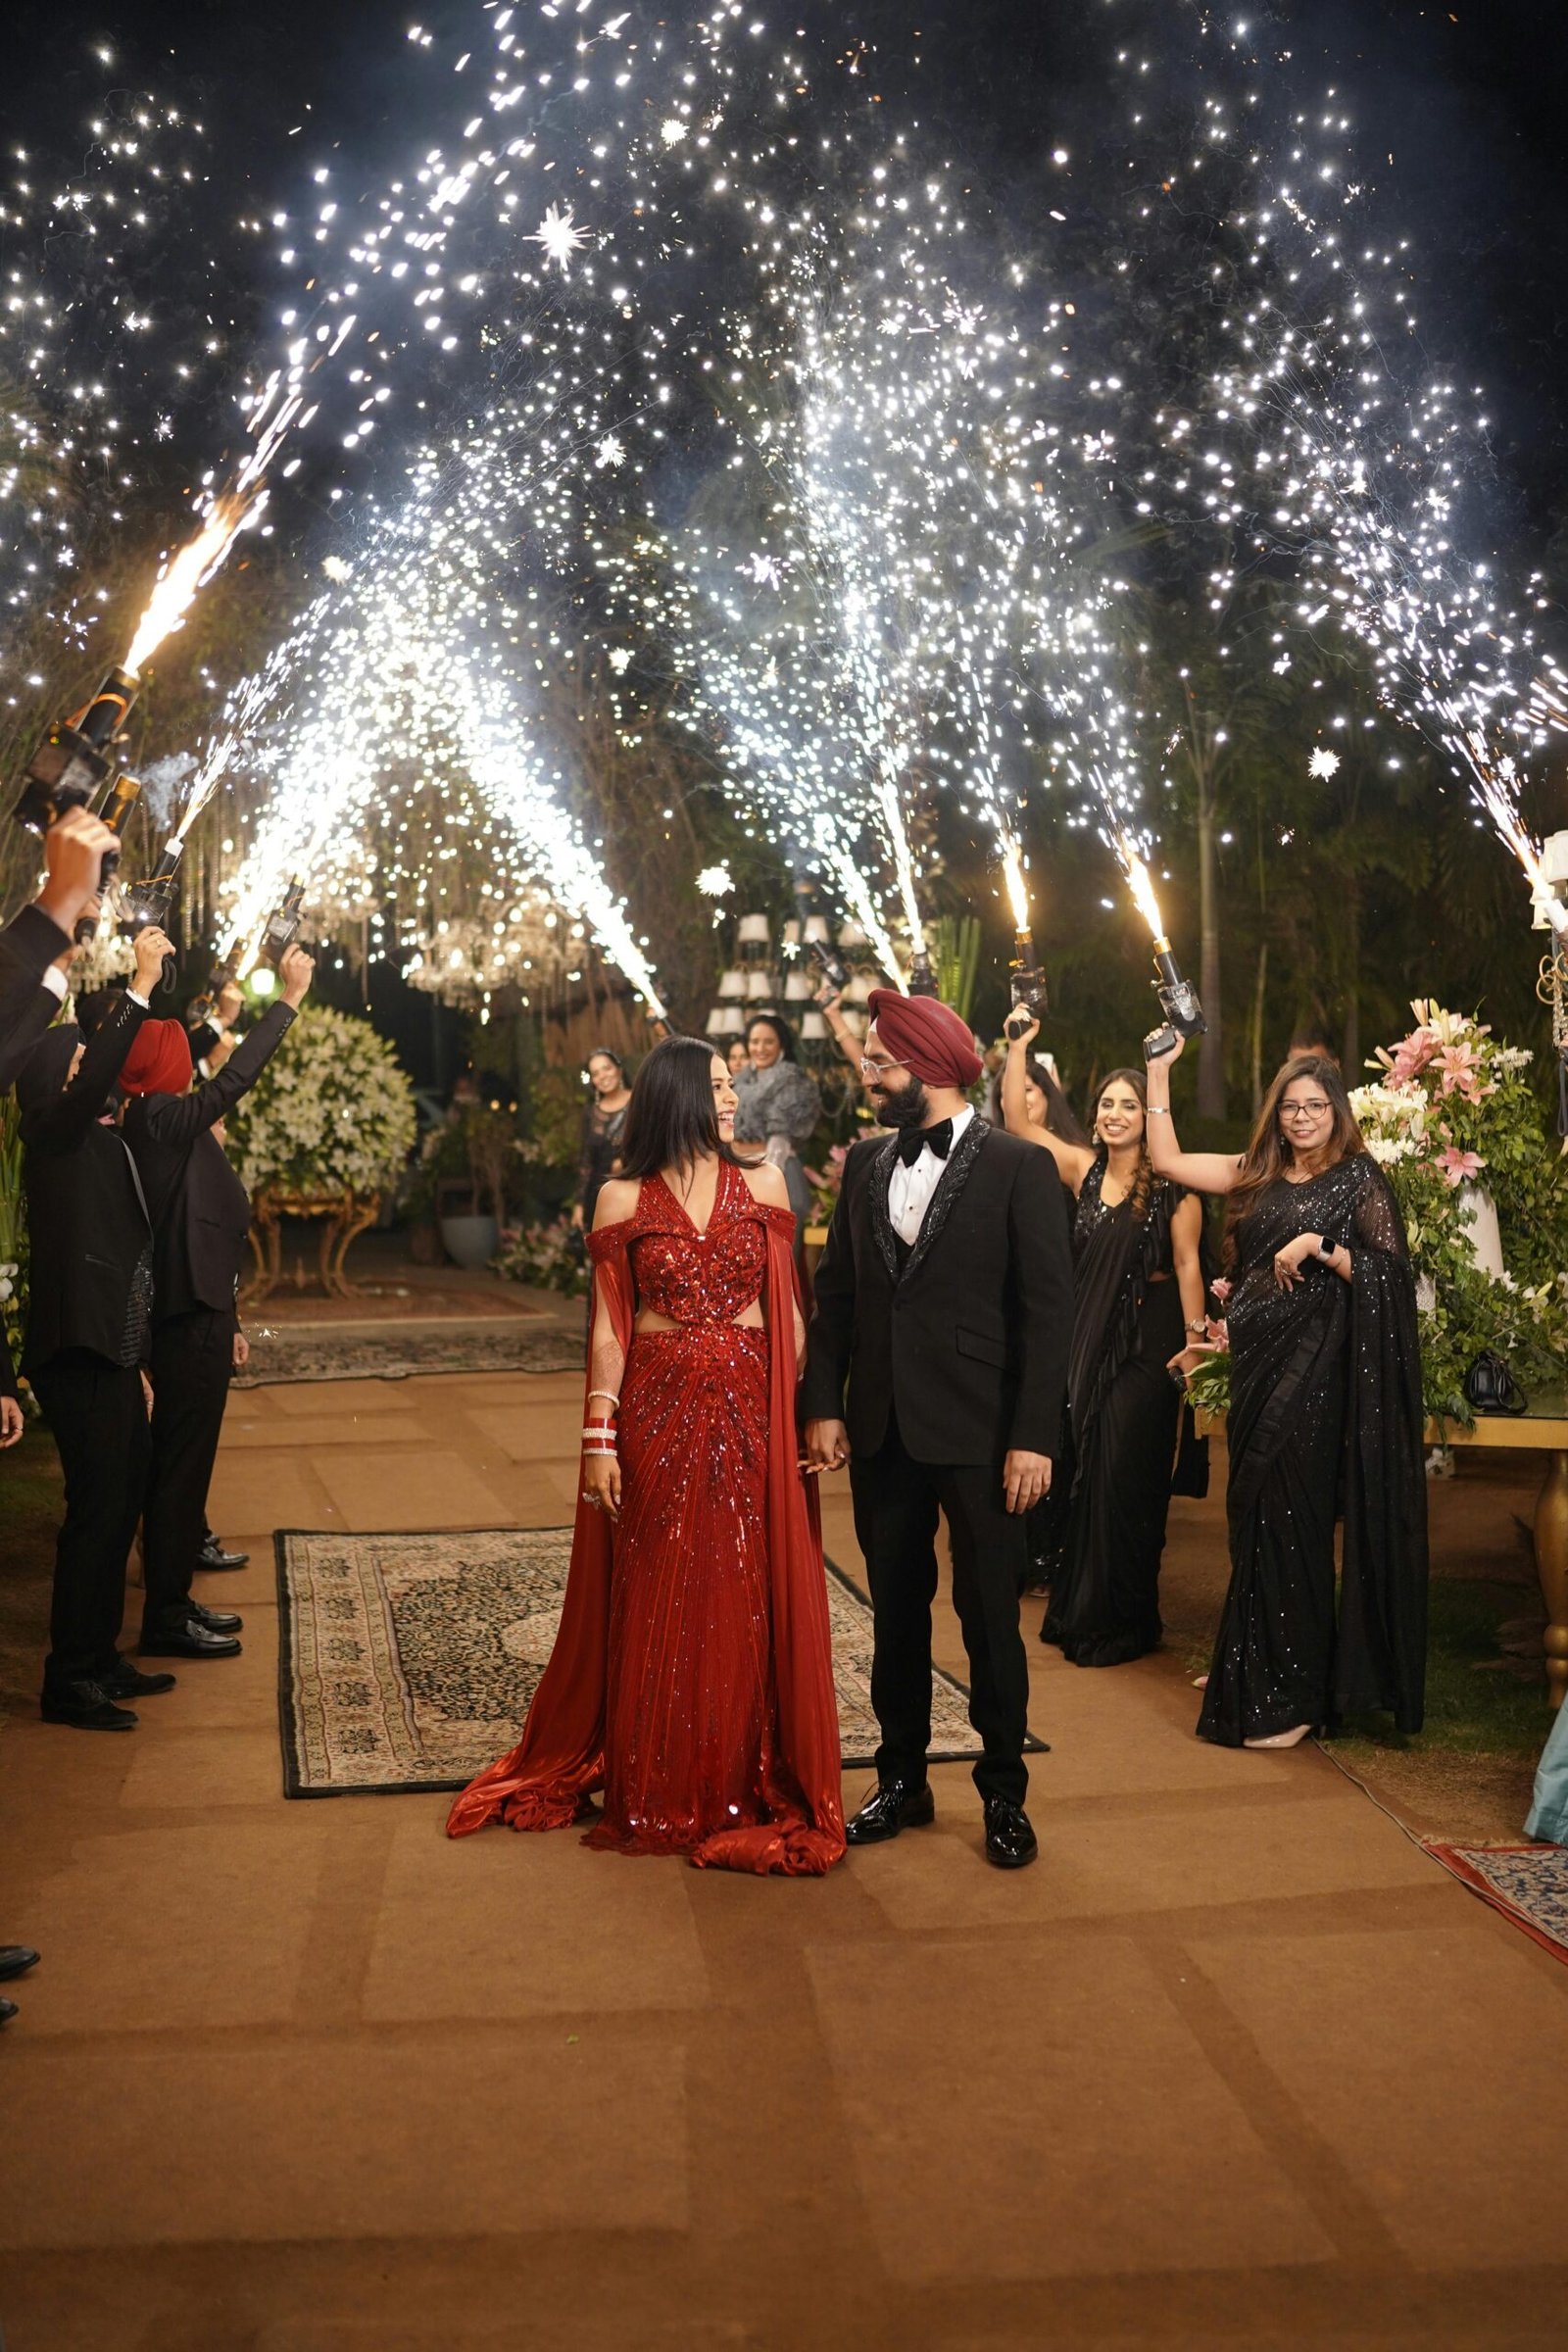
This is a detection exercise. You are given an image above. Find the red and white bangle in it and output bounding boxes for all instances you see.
[581,1419,618,1455]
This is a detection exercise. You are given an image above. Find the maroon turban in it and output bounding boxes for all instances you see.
[866,988,984,1090]
[120,1018,194,1099]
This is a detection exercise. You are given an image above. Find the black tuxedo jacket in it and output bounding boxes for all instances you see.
[19,991,152,1375]
[801,1117,1074,1466]
[0,904,71,1085]
[122,1000,296,1322]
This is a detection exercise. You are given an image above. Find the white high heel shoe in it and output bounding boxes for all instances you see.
[1243,1724,1314,1750]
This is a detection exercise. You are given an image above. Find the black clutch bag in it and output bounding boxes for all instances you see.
[1170,1400,1210,1498]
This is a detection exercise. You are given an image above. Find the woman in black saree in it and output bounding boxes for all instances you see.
[1002,1026,1206,1662]
[1146,1041,1427,1748]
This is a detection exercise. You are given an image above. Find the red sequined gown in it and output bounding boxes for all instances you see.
[447,1159,846,1874]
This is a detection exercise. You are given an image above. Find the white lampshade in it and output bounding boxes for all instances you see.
[780,918,802,947]
[841,974,870,1005]
[838,920,867,948]
[705,1006,729,1036]
[783,970,813,1001]
[719,1004,747,1035]
[840,1008,867,1038]
[746,971,774,999]
[800,1009,829,1041]
[717,966,747,999]
[736,912,771,947]
[803,914,830,944]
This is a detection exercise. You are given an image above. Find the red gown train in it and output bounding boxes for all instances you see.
[446,1160,846,1875]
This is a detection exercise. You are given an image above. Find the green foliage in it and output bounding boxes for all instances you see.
[930,913,982,1026]
[528,1064,588,1170]
[224,1007,417,1201]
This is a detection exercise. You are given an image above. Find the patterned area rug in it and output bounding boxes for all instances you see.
[235,1325,585,1388]
[275,1525,1045,1796]
[1423,1842,1568,1964]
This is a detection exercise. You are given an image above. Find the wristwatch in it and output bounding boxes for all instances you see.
[1317,1235,1337,1262]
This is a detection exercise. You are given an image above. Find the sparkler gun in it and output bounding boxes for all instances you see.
[186,959,240,1032]
[70,769,146,938]
[256,878,306,970]
[807,939,851,997]
[1142,934,1208,1063]
[120,843,184,996]
[1004,924,1049,1034]
[11,665,142,837]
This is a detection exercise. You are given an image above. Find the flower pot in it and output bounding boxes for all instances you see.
[439,1212,501,1270]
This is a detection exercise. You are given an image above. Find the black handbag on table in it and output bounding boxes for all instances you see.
[1463,1349,1528,1417]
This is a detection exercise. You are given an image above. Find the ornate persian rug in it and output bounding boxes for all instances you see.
[1423,1842,1568,1964]
[235,1325,585,1388]
[275,1525,1045,1796]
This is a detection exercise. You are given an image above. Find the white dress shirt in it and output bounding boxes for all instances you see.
[886,1104,974,1248]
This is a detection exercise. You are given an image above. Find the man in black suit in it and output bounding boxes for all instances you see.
[17,922,180,1730]
[802,989,1073,1868]
[121,944,313,1659]
[0,808,118,1078]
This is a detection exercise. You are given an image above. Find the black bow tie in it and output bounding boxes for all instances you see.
[897,1118,954,1167]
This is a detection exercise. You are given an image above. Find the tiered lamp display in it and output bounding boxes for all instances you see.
[704,911,876,1056]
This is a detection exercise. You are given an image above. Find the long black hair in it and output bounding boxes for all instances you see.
[744,1010,797,1061]
[1025,1058,1092,1147]
[616,1035,745,1181]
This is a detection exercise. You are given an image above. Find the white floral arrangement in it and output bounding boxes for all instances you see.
[223,1006,417,1201]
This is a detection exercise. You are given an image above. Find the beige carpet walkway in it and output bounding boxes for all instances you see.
[3,1370,1566,2351]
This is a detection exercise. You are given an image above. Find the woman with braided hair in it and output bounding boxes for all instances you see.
[1004,1023,1205,1666]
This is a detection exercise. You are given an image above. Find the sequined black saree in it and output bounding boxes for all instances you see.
[1199,1153,1427,1746]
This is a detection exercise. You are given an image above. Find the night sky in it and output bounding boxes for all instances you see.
[10,0,1568,531]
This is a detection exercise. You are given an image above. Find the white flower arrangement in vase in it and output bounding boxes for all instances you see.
[223,1006,417,1200]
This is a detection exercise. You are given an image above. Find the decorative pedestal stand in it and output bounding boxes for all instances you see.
[245,1188,381,1303]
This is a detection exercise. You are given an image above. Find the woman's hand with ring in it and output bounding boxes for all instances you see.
[583,1450,621,1522]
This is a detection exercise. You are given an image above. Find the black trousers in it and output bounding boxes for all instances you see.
[850,1413,1032,1807]
[30,1349,149,1689]
[142,1306,234,1634]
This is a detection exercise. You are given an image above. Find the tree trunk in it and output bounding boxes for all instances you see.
[1250,938,1268,1113]
[1196,771,1225,1119]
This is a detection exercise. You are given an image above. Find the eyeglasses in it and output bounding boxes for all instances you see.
[1280,1100,1332,1121]
[859,1054,907,1081]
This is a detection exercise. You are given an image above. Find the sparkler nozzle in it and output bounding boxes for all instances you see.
[120,841,185,995]
[1144,940,1207,1063]
[256,877,307,970]
[906,948,940,998]
[11,664,142,835]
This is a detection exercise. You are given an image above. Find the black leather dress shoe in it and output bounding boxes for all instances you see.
[844,1779,936,1845]
[0,1946,39,1982]
[140,1620,242,1660]
[190,1600,243,1634]
[40,1681,138,1731]
[101,1664,177,1699]
[982,1795,1038,1870]
[0,1997,16,2024]
[198,1535,249,1570]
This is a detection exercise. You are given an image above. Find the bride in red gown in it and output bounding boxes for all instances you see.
[447,1037,846,1875]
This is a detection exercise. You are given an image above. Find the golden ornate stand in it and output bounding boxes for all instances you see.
[244,1188,381,1303]
[1431,1396,1568,1711]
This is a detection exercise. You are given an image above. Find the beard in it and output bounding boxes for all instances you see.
[870,1072,930,1130]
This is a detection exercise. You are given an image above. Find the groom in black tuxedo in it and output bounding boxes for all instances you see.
[802,989,1073,1867]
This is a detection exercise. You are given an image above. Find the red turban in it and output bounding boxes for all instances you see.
[866,988,984,1090]
[120,1018,194,1099]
